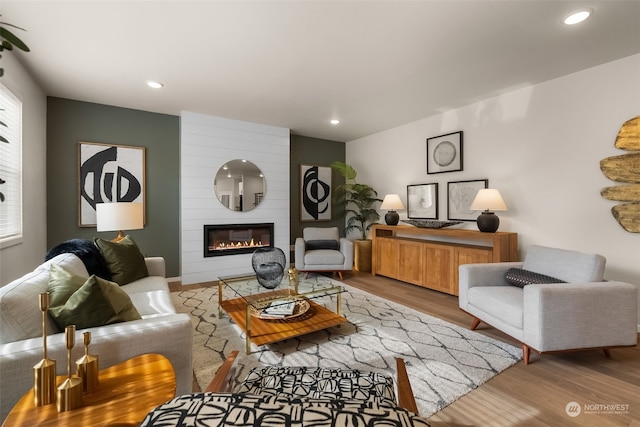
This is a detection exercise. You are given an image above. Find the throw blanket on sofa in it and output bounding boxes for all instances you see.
[45,239,112,281]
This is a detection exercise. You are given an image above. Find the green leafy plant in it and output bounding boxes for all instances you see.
[0,17,30,78]
[0,17,30,201]
[330,161,382,240]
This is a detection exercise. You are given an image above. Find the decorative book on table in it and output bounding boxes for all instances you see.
[262,301,295,317]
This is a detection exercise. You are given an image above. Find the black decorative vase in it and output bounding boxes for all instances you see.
[385,210,400,226]
[252,247,286,289]
[476,211,499,233]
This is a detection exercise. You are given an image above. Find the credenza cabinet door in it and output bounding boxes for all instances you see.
[423,243,454,294]
[452,246,492,295]
[397,240,423,286]
[376,238,398,278]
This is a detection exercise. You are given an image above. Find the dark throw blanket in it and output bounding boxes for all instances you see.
[45,239,112,281]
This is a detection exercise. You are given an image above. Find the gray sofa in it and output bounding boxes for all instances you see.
[0,252,193,421]
[459,245,637,364]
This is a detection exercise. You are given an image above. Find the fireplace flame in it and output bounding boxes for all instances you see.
[210,238,265,251]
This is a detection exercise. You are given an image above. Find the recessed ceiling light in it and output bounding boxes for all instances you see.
[330,119,340,125]
[147,80,164,89]
[564,9,592,25]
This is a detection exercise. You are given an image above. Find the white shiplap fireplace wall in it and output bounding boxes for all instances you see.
[180,112,290,286]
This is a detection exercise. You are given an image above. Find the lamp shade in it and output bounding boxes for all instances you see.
[470,189,507,211]
[96,202,144,232]
[380,194,405,210]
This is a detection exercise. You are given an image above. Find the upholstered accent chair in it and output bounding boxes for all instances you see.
[459,245,638,364]
[295,227,353,280]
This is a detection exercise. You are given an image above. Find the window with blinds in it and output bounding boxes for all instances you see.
[0,83,23,245]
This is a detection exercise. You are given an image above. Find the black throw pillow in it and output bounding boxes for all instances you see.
[504,268,566,288]
[306,240,340,251]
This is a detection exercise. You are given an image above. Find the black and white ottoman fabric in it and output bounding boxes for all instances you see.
[236,366,398,407]
[140,393,431,427]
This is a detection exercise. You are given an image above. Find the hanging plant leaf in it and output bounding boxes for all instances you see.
[0,27,30,52]
[0,135,8,143]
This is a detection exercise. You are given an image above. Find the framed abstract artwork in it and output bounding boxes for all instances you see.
[78,142,146,227]
[407,183,438,219]
[427,131,463,174]
[300,164,332,222]
[447,179,488,221]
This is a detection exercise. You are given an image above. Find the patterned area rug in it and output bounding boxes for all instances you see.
[170,275,521,417]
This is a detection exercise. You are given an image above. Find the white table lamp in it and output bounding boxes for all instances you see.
[96,202,144,241]
[470,189,507,232]
[380,194,404,226]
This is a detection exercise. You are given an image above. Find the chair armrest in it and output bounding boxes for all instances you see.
[339,238,353,268]
[294,238,306,270]
[145,257,166,277]
[205,350,240,393]
[523,281,638,351]
[395,358,418,414]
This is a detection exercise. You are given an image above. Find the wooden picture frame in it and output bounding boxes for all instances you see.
[427,131,463,174]
[300,164,332,222]
[407,183,438,219]
[447,179,488,221]
[78,141,146,227]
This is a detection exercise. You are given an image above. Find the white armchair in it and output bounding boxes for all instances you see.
[459,245,637,364]
[295,227,353,280]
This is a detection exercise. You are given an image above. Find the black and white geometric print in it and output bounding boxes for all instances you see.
[140,392,432,427]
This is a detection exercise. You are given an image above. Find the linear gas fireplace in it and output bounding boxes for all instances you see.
[204,223,274,257]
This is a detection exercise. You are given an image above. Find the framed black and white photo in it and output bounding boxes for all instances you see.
[78,142,146,227]
[407,183,438,219]
[427,131,463,174]
[447,179,488,221]
[300,164,332,221]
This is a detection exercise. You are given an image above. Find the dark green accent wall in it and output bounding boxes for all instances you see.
[290,134,346,244]
[46,98,345,278]
[46,97,181,277]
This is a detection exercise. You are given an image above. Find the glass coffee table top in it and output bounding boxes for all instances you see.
[218,272,344,312]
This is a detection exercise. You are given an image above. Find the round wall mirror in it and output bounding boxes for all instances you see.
[214,160,265,212]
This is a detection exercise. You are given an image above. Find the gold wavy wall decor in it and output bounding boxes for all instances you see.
[600,116,640,233]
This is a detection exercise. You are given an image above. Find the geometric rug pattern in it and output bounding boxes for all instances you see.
[170,275,522,418]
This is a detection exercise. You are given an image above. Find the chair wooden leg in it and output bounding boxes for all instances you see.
[470,317,481,330]
[603,349,612,358]
[338,271,343,280]
[522,344,530,365]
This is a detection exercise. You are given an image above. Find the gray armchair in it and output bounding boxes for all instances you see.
[295,227,353,280]
[459,245,637,364]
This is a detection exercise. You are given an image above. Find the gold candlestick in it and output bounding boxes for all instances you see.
[76,331,99,392]
[33,292,56,407]
[57,325,83,412]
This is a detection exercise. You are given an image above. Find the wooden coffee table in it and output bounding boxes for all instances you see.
[2,353,175,427]
[218,273,348,354]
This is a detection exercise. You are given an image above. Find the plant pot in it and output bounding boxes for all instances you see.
[354,239,372,272]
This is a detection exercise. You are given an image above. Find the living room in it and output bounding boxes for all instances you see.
[1,1,639,426]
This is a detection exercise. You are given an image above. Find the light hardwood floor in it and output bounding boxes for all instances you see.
[172,272,640,426]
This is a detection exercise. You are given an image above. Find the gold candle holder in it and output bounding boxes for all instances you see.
[76,331,99,392]
[57,325,83,412]
[288,267,299,293]
[33,292,56,407]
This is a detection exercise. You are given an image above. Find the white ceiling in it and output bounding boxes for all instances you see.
[3,1,639,141]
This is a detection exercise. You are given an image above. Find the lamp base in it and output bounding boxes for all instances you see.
[476,211,500,232]
[385,211,399,226]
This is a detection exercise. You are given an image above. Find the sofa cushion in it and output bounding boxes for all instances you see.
[468,285,524,329]
[94,235,149,285]
[0,253,87,343]
[504,268,566,288]
[304,250,345,266]
[522,245,606,282]
[48,265,141,330]
[306,239,340,251]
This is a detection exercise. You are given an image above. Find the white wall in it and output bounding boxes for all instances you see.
[180,112,290,285]
[0,53,47,285]
[347,54,640,325]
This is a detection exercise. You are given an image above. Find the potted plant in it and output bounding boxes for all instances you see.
[330,161,382,272]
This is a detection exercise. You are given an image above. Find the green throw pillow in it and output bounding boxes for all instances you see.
[47,264,142,330]
[94,235,149,285]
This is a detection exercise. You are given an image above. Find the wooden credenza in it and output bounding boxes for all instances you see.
[371,224,518,296]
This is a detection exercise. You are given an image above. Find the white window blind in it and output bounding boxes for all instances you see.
[0,83,23,244]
